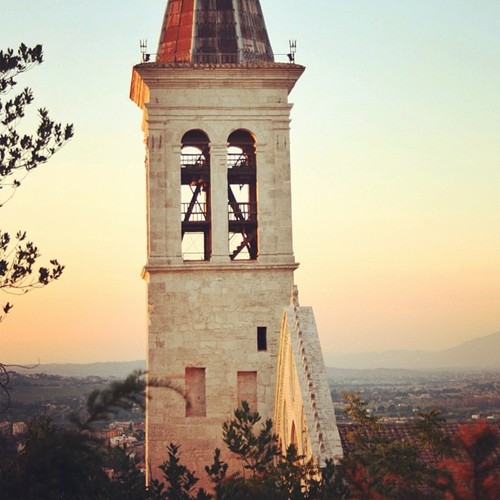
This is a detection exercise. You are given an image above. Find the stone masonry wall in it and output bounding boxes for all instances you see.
[146,266,294,479]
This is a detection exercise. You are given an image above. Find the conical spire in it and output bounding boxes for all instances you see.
[157,0,274,64]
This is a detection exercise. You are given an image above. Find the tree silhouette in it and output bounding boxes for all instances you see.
[2,377,499,498]
[0,43,73,410]
[0,44,73,204]
[0,43,73,321]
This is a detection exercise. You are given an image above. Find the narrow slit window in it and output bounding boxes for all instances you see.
[185,367,206,417]
[257,326,267,351]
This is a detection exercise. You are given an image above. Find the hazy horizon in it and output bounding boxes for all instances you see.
[6,330,499,367]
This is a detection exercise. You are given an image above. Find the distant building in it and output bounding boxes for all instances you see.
[12,422,27,436]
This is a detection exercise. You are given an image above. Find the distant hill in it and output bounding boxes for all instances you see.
[324,331,500,370]
[14,360,146,379]
[12,332,500,375]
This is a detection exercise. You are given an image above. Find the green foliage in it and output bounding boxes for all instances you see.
[269,444,317,500]
[157,443,201,499]
[204,403,344,499]
[204,448,230,498]
[203,394,499,499]
[0,415,112,499]
[70,370,147,432]
[2,376,499,499]
[311,458,350,500]
[340,392,438,498]
[342,390,378,431]
[414,409,452,459]
[222,400,280,476]
[146,443,212,500]
[0,373,147,500]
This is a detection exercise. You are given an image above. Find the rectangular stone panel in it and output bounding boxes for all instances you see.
[185,367,206,417]
[237,371,257,411]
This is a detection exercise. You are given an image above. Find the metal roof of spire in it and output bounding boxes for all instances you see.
[157,0,274,64]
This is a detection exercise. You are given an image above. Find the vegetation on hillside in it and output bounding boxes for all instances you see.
[0,374,498,499]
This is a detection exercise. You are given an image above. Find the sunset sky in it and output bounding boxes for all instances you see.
[2,0,499,364]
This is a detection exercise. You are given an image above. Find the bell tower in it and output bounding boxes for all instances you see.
[131,0,304,479]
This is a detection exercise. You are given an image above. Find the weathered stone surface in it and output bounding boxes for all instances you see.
[274,287,344,466]
[131,61,304,482]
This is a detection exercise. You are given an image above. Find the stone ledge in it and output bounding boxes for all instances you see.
[143,261,299,275]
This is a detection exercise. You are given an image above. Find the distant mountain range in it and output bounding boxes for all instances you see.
[12,332,499,377]
[323,331,500,370]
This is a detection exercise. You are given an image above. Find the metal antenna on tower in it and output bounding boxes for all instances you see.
[140,40,150,63]
[287,40,297,63]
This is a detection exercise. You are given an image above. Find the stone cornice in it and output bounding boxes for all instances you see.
[130,63,305,108]
[136,61,303,71]
[142,261,299,278]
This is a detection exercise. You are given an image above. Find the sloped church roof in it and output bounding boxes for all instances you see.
[157,0,274,64]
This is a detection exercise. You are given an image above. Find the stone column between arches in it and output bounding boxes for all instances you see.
[209,143,230,263]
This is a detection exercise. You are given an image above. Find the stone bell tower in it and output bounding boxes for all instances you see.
[130,0,304,479]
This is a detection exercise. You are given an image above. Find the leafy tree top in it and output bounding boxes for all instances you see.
[0,43,74,205]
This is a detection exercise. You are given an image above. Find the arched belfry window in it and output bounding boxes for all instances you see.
[181,130,211,261]
[227,130,257,260]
